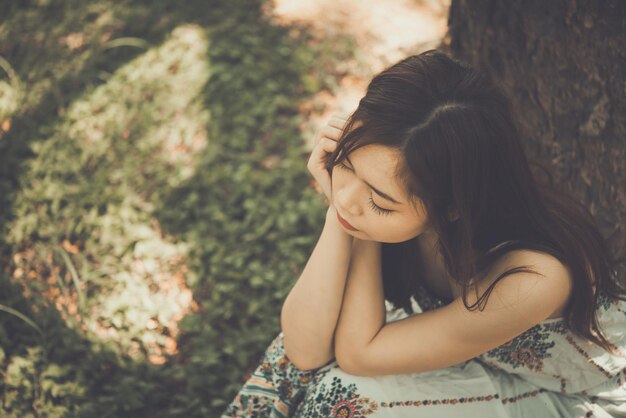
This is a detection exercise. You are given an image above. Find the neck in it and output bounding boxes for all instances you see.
[416,228,455,293]
[416,227,443,266]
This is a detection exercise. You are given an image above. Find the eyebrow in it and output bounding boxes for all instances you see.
[345,156,402,205]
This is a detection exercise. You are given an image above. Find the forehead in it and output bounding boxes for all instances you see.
[349,144,401,170]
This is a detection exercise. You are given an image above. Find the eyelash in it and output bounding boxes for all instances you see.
[336,161,394,216]
[368,197,393,216]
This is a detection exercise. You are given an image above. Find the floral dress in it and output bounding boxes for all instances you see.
[221,284,626,417]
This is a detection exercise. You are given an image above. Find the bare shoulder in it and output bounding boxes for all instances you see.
[498,249,572,285]
[468,248,574,318]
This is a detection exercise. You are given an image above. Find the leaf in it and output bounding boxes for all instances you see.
[0,304,43,337]
[54,246,85,313]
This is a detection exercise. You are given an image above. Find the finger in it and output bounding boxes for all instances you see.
[328,117,348,130]
[332,113,350,120]
[314,125,328,146]
[320,125,342,140]
[310,138,336,162]
[320,137,338,152]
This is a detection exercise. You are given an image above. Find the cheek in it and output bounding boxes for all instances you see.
[374,216,426,242]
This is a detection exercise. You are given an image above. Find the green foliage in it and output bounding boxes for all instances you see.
[0,0,357,416]
[8,23,208,360]
[153,8,338,414]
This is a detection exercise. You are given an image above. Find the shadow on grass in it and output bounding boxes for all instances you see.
[153,2,334,414]
[0,0,278,245]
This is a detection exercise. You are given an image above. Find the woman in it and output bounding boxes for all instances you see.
[222,49,626,417]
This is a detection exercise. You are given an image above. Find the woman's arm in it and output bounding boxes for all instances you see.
[333,237,386,369]
[334,240,573,377]
[281,205,354,371]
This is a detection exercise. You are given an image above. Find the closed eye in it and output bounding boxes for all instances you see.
[368,197,393,216]
[337,161,394,216]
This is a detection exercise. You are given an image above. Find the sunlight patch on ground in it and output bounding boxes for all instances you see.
[263,0,450,151]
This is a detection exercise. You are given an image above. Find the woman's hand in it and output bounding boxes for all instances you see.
[307,114,349,206]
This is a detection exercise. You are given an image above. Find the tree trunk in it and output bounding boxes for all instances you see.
[445,0,626,281]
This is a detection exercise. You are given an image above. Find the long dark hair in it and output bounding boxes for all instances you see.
[323,49,626,352]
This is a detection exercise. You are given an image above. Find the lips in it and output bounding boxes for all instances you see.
[336,211,359,231]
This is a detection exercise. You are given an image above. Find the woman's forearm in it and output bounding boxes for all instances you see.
[281,206,353,371]
[334,238,386,369]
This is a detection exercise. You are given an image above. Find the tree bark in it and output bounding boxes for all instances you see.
[445,0,626,281]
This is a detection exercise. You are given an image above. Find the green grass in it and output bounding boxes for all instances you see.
[0,0,358,416]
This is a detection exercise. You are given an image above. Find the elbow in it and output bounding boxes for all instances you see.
[335,345,362,376]
[335,338,376,376]
[285,351,334,372]
[336,356,363,376]
[287,354,330,373]
[282,336,335,372]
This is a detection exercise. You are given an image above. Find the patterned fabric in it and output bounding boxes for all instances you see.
[482,322,559,373]
[220,332,320,417]
[222,283,626,417]
[478,288,626,398]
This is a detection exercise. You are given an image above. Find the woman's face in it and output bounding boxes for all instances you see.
[331,144,429,243]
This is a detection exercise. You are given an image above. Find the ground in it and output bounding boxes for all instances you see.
[0,0,448,416]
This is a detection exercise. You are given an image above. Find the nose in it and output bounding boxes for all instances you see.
[335,181,363,216]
